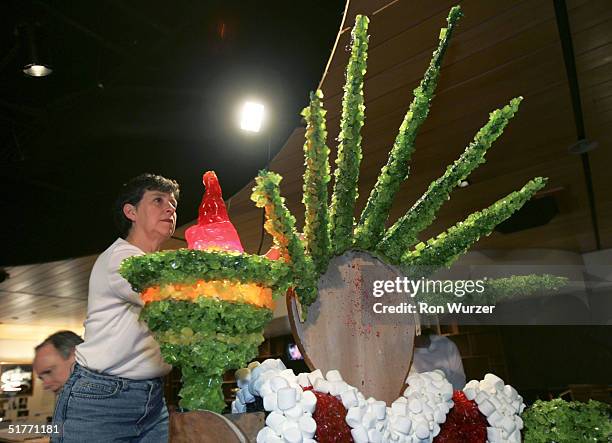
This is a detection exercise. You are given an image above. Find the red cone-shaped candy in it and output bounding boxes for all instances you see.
[185,171,244,252]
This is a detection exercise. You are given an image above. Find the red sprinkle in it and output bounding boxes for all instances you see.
[434,391,487,443]
[303,387,354,442]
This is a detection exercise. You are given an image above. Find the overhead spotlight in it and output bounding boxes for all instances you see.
[17,23,53,77]
[458,179,470,188]
[240,101,264,133]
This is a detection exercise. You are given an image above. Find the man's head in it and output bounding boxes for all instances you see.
[33,331,83,393]
[113,173,180,239]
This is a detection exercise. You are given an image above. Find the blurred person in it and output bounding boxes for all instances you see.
[33,330,83,393]
[409,327,466,390]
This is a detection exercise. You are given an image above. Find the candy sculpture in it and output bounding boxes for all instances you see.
[121,172,292,412]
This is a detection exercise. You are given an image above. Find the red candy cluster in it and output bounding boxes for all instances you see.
[303,387,353,442]
[434,391,487,443]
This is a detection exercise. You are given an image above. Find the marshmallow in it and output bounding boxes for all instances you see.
[414,421,430,439]
[475,391,488,405]
[432,422,440,437]
[277,387,297,410]
[280,421,299,433]
[257,427,277,443]
[263,393,278,411]
[433,409,446,424]
[486,426,503,443]
[285,404,303,420]
[298,415,316,438]
[266,411,287,434]
[283,428,303,443]
[361,412,376,430]
[296,373,311,388]
[313,378,330,394]
[487,410,503,427]
[326,370,343,382]
[340,389,359,409]
[393,416,412,434]
[271,376,289,392]
[500,416,516,435]
[307,369,323,385]
[329,381,348,396]
[368,428,383,443]
[350,426,369,443]
[408,398,422,414]
[391,401,409,416]
[301,390,317,414]
[248,361,260,370]
[346,406,365,428]
[463,387,476,401]
[372,401,387,420]
[478,399,495,416]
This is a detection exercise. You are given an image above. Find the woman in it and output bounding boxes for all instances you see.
[53,173,179,442]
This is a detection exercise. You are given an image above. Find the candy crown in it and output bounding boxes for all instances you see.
[198,171,230,225]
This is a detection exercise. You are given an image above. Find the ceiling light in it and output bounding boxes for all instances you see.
[23,64,52,77]
[240,102,264,132]
[17,23,53,78]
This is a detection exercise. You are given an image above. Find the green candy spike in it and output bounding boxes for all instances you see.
[329,14,370,255]
[302,90,332,274]
[354,6,463,251]
[400,177,547,276]
[378,96,523,262]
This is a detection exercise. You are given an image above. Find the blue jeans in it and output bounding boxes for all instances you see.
[51,363,168,442]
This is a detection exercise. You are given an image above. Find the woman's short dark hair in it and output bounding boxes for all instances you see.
[113,173,180,238]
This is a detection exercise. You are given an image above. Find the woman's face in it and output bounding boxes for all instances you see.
[127,190,178,240]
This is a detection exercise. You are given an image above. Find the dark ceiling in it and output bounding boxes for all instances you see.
[1,0,345,265]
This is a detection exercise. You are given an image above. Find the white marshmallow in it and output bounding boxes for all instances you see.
[432,422,440,437]
[488,410,503,427]
[296,373,311,388]
[271,376,289,392]
[346,406,365,428]
[414,421,430,439]
[350,426,369,443]
[283,427,303,443]
[478,399,495,416]
[285,404,303,420]
[266,411,287,434]
[257,427,277,443]
[368,428,383,443]
[301,390,317,414]
[307,369,323,385]
[433,409,446,424]
[298,415,316,438]
[326,369,343,382]
[329,381,348,396]
[500,415,516,435]
[391,401,409,416]
[313,378,330,394]
[486,426,503,443]
[372,401,387,420]
[277,387,297,410]
[408,398,422,414]
[393,416,412,434]
[475,391,489,405]
[263,393,278,411]
[340,389,358,409]
[463,387,476,401]
[361,412,376,430]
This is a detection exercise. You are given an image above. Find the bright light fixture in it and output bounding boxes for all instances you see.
[240,102,264,132]
[23,64,53,77]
